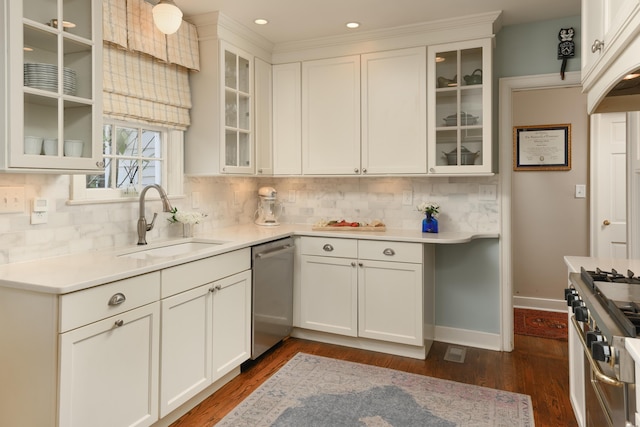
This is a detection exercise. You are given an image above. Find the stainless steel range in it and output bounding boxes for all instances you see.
[567,267,638,427]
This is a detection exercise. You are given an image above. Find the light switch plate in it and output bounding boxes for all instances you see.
[0,187,25,213]
[575,184,586,198]
[478,184,497,201]
[402,191,413,205]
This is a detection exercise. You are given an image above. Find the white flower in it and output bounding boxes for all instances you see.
[417,202,440,217]
[169,208,207,225]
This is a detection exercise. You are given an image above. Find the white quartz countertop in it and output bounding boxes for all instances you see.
[0,224,498,295]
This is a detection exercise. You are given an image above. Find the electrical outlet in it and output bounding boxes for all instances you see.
[402,191,413,206]
[0,187,25,213]
[478,184,497,201]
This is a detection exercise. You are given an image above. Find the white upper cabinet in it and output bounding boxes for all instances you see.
[361,47,427,174]
[581,0,640,111]
[255,57,273,176]
[273,62,302,175]
[302,55,361,175]
[2,0,103,172]
[427,38,493,175]
[221,42,254,174]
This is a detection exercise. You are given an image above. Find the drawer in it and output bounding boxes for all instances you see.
[299,236,357,258]
[161,248,250,298]
[358,240,422,263]
[59,271,160,333]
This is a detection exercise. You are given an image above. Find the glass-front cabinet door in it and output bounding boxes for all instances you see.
[5,0,102,172]
[427,38,492,174]
[220,41,253,174]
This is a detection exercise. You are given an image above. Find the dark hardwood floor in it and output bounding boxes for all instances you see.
[171,335,576,427]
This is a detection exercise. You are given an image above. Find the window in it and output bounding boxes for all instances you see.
[70,119,184,203]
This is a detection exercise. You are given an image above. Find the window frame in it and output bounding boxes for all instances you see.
[70,119,184,204]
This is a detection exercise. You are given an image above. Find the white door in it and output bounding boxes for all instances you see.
[302,55,361,175]
[212,270,252,381]
[299,255,358,336]
[160,286,212,417]
[592,112,627,258]
[358,260,423,346]
[361,47,427,174]
[59,303,160,427]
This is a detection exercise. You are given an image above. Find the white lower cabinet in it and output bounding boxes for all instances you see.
[299,237,424,346]
[59,303,160,427]
[159,250,252,418]
[358,259,423,346]
[160,285,212,417]
[212,270,252,380]
[300,254,358,336]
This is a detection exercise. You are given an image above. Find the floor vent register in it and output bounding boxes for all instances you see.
[443,345,467,363]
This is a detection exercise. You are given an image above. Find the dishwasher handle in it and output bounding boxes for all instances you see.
[254,244,294,260]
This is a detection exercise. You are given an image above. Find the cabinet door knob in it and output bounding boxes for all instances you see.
[322,244,334,252]
[603,219,611,226]
[354,168,359,174]
[362,168,367,174]
[591,39,604,53]
[383,248,396,256]
[108,293,126,306]
[114,319,124,327]
[351,262,356,267]
[96,161,105,168]
[358,262,363,267]
[258,168,263,173]
[429,167,435,173]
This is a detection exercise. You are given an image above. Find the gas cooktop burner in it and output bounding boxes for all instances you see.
[582,267,640,286]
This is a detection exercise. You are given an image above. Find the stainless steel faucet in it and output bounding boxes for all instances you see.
[137,184,173,245]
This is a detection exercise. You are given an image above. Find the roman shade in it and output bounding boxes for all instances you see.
[102,0,200,130]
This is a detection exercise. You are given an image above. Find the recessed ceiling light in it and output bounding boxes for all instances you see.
[254,18,268,25]
[435,56,445,63]
[346,22,360,29]
[23,46,34,52]
[623,73,640,80]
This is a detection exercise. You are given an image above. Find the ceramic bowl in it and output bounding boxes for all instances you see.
[24,136,43,155]
[64,139,84,157]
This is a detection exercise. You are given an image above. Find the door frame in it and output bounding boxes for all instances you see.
[498,71,581,351]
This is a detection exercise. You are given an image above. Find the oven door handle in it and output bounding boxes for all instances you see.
[571,315,624,387]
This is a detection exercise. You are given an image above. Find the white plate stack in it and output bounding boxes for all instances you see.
[24,63,77,96]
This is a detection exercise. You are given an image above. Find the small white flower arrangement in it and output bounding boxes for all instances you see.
[417,202,440,217]
[168,207,207,225]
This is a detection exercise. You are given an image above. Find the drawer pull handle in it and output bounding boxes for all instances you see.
[383,248,396,256]
[323,244,334,252]
[209,285,222,293]
[114,319,124,327]
[358,262,363,267]
[108,293,126,306]
[351,262,356,267]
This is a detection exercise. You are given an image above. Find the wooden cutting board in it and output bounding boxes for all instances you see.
[311,226,386,232]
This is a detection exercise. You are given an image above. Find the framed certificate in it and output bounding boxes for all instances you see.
[513,124,571,171]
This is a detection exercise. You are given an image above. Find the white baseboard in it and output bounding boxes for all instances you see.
[434,325,502,351]
[513,296,567,312]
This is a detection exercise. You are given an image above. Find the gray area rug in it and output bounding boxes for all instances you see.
[217,353,534,426]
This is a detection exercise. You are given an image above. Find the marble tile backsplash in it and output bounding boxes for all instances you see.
[0,174,499,264]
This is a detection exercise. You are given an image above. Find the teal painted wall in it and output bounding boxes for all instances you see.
[495,15,582,78]
[436,239,501,334]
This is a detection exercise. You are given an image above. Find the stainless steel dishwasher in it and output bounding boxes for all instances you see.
[250,237,294,359]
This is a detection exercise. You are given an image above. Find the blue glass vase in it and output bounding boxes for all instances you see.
[422,213,438,233]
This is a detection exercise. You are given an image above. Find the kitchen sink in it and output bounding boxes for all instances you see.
[118,241,227,260]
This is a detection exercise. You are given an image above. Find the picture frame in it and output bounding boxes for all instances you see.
[513,124,571,171]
